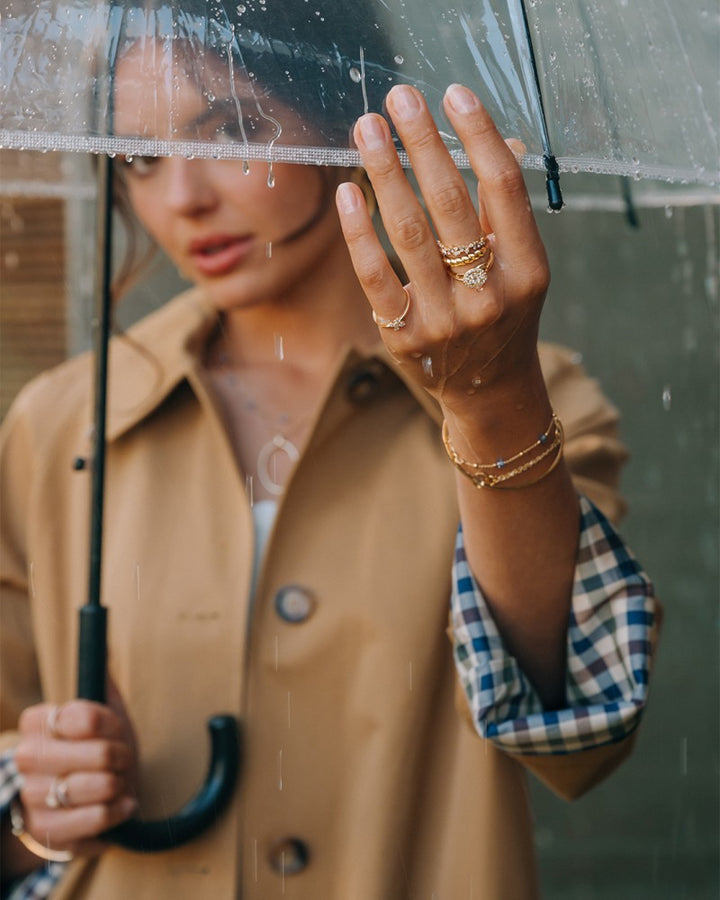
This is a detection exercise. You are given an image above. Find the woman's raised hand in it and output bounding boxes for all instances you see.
[336,83,549,416]
[13,683,138,859]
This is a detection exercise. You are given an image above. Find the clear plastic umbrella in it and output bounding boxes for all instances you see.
[1,0,718,192]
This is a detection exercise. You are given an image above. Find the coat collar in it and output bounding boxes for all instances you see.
[106,289,442,442]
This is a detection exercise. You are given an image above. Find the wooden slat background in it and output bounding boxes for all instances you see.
[1,151,68,419]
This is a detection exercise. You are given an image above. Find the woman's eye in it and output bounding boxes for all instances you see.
[120,156,159,177]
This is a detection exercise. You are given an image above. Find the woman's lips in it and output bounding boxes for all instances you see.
[188,234,254,277]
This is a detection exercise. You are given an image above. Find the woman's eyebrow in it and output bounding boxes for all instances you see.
[186,100,241,130]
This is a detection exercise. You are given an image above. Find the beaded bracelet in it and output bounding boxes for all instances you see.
[442,414,565,489]
[10,799,74,863]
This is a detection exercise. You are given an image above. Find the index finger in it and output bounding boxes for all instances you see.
[19,701,126,741]
[443,84,542,262]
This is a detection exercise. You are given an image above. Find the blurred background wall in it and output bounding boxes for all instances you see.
[1,152,718,897]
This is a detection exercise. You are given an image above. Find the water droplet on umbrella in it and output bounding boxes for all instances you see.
[349,67,362,83]
[394,54,404,65]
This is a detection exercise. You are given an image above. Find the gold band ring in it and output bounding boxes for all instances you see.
[437,237,488,260]
[372,288,411,331]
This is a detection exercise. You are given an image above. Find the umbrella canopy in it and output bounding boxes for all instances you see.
[1,0,718,187]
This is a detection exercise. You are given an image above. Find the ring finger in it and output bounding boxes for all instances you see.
[22,771,128,810]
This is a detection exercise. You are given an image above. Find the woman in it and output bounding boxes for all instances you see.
[0,20,658,900]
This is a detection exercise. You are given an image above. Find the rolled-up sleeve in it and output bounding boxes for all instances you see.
[451,494,659,756]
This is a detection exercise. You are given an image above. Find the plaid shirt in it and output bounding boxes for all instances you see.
[452,494,657,753]
[1,495,656,898]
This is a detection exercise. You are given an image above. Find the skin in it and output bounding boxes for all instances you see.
[5,62,579,879]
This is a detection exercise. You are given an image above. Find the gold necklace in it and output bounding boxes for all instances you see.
[214,353,312,496]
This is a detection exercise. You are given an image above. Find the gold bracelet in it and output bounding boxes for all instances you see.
[10,799,74,863]
[442,413,559,471]
[442,416,565,489]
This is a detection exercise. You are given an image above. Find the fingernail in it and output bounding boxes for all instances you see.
[336,182,360,214]
[389,84,422,121]
[445,84,479,115]
[356,115,387,150]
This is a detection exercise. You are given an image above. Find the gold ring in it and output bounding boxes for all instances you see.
[448,250,495,290]
[440,245,490,268]
[437,234,488,261]
[45,776,71,810]
[372,288,411,331]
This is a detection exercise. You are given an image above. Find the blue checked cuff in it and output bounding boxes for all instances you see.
[0,751,66,899]
[451,494,658,755]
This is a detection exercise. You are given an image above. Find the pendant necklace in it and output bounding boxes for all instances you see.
[214,354,312,497]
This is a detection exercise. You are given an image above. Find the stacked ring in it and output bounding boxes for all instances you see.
[437,237,494,291]
[437,237,489,266]
[448,250,495,289]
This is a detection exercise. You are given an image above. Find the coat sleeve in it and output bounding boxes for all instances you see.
[0,394,44,748]
[449,345,661,801]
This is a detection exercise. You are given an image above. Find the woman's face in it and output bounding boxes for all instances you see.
[114,43,348,312]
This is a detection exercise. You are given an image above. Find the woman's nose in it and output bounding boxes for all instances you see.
[164,158,218,216]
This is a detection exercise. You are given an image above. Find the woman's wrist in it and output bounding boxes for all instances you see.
[439,354,553,456]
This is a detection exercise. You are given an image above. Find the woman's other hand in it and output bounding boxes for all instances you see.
[12,683,138,863]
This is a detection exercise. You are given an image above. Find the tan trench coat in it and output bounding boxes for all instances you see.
[1,289,637,899]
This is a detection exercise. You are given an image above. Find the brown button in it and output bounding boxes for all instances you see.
[275,585,317,623]
[268,837,310,875]
[346,362,386,403]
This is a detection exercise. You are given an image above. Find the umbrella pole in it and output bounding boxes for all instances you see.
[76,152,113,705]
[517,0,564,211]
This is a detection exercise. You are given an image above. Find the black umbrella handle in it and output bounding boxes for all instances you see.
[77,604,241,852]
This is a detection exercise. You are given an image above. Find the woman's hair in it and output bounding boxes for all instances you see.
[110,0,403,296]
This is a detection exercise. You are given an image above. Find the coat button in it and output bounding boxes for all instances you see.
[268,837,310,875]
[275,585,316,623]
[346,361,386,403]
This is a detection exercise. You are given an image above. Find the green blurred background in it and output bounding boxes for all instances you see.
[533,186,719,900]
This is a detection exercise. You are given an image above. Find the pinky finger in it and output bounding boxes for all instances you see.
[27,795,137,847]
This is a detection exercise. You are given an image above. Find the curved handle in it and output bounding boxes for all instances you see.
[104,715,241,852]
[77,606,241,852]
